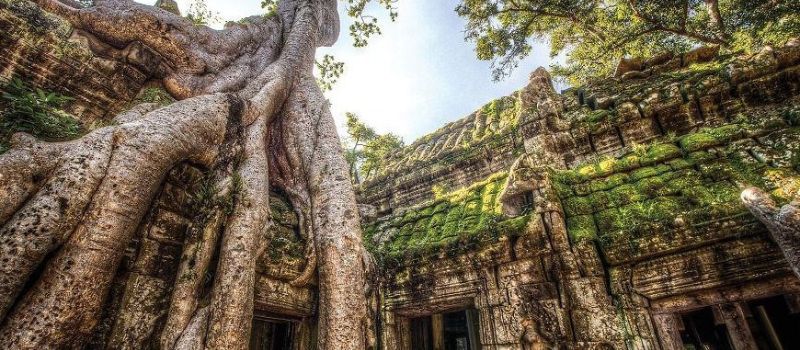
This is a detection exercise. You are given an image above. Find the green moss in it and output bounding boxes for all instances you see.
[552,179,574,198]
[667,158,694,170]
[585,109,611,124]
[369,172,525,264]
[679,124,746,152]
[588,173,629,192]
[630,164,671,181]
[607,184,647,207]
[687,150,717,162]
[640,143,681,165]
[567,215,598,242]
[497,215,530,236]
[679,133,719,152]
[562,196,594,216]
[614,154,641,172]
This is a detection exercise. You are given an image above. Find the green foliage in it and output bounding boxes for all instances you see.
[185,0,220,26]
[346,0,398,47]
[0,76,81,141]
[132,87,175,107]
[456,0,800,83]
[362,132,403,178]
[342,112,403,183]
[315,54,344,91]
[261,0,277,16]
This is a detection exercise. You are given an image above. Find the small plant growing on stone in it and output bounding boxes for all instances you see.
[0,76,81,141]
[133,87,175,106]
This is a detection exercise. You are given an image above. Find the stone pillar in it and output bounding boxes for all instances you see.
[381,310,408,350]
[652,313,684,350]
[432,313,444,350]
[396,316,412,350]
[715,303,758,350]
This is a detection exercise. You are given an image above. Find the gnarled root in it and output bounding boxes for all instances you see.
[280,74,368,350]
[0,94,236,348]
[742,187,800,278]
[159,210,225,349]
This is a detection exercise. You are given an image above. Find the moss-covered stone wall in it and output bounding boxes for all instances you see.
[367,42,800,350]
[363,172,530,269]
[356,95,525,213]
[554,107,800,264]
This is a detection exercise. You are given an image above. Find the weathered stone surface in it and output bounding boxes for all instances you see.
[363,42,800,349]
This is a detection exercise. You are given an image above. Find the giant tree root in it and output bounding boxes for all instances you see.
[0,0,367,349]
[742,187,800,278]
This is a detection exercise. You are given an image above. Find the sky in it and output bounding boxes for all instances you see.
[138,0,560,142]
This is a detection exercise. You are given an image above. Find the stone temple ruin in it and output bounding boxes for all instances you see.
[357,44,800,348]
[2,1,800,349]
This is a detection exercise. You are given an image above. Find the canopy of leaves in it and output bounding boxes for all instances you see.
[342,112,403,183]
[456,0,800,84]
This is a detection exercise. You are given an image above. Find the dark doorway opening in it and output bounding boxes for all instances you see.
[409,309,481,350]
[678,307,733,350]
[410,315,434,350]
[250,316,294,350]
[746,295,800,350]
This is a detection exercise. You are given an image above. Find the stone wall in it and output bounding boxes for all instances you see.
[0,0,158,124]
[356,95,525,214]
[365,42,800,349]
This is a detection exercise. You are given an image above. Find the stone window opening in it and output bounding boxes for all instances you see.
[503,191,534,217]
[409,308,481,350]
[249,314,295,350]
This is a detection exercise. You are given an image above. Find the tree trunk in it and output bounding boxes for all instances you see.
[704,0,727,40]
[0,0,367,349]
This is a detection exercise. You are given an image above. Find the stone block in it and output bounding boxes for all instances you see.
[619,118,660,145]
[147,208,190,244]
[567,277,613,308]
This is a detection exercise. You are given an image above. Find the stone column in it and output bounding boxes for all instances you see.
[396,316,412,350]
[432,313,445,350]
[715,303,758,350]
[651,313,684,350]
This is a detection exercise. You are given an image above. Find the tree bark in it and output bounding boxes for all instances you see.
[0,0,367,349]
[742,187,800,279]
[704,0,727,39]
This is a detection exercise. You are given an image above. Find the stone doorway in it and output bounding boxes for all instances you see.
[678,307,734,350]
[409,309,481,350]
[249,315,294,350]
[746,295,800,350]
